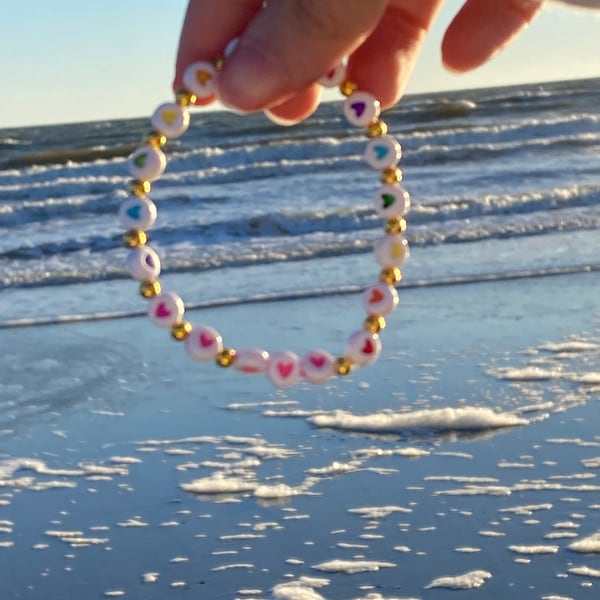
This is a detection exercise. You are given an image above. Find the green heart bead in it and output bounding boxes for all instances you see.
[381,193,395,209]
[134,153,148,168]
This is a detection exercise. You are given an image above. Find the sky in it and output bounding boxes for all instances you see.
[0,1,599,129]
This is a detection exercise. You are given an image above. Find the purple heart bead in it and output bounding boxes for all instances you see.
[351,102,366,118]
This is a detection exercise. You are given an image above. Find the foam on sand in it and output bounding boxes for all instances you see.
[271,577,329,600]
[180,473,257,495]
[424,569,492,590]
[508,544,559,555]
[568,565,600,577]
[308,407,527,433]
[311,559,396,574]
[568,531,600,553]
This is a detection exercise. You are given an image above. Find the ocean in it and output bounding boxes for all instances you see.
[2,77,600,324]
[0,78,599,599]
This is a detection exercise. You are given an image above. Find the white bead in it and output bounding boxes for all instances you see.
[128,145,166,182]
[346,330,382,366]
[234,348,269,374]
[267,351,302,388]
[373,184,410,219]
[364,135,402,170]
[147,292,184,328]
[184,325,223,361]
[374,235,410,268]
[151,102,190,138]
[362,283,399,316]
[118,197,157,230]
[300,350,335,385]
[126,246,161,281]
[183,61,217,98]
[318,62,346,87]
[343,91,380,127]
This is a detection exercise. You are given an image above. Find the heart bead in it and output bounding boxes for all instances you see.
[184,325,223,361]
[148,292,184,328]
[267,351,301,388]
[301,350,335,384]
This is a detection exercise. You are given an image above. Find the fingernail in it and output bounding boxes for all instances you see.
[217,44,289,113]
[264,110,301,127]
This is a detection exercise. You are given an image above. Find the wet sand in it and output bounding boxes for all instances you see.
[1,271,599,599]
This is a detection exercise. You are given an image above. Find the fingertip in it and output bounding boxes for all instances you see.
[441,0,544,73]
[264,85,323,125]
[217,43,292,112]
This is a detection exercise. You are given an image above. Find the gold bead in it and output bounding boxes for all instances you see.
[379,267,402,285]
[334,357,353,376]
[339,79,358,97]
[381,167,403,185]
[366,119,388,138]
[213,56,224,70]
[216,348,237,368]
[129,180,151,197]
[123,229,148,248]
[175,89,197,106]
[364,315,386,333]
[144,130,167,148]
[385,217,407,235]
[171,321,193,341]
[139,280,162,299]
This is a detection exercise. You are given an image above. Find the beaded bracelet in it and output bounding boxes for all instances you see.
[120,58,410,388]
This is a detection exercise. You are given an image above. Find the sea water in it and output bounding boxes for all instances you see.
[0,79,599,599]
[1,78,599,324]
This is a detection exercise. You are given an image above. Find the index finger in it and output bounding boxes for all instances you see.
[174,0,264,103]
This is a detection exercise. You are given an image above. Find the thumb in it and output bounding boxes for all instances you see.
[218,0,389,112]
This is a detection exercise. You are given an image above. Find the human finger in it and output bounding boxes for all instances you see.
[345,0,446,109]
[217,0,389,112]
[174,0,264,104]
[441,0,545,72]
[264,85,323,126]
[251,0,446,122]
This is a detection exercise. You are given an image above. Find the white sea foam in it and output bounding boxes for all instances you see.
[211,563,254,571]
[424,569,492,590]
[180,473,257,495]
[545,532,578,539]
[254,484,298,499]
[499,503,553,515]
[312,559,396,574]
[425,475,499,483]
[306,461,361,476]
[508,544,559,555]
[568,565,600,577]
[568,531,600,553]
[271,577,330,600]
[538,341,599,353]
[348,506,412,519]
[435,485,512,496]
[117,518,148,528]
[308,407,527,433]
[351,447,430,459]
[489,366,563,381]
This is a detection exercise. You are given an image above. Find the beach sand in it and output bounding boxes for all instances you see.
[1,271,599,599]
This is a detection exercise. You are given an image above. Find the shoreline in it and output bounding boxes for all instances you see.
[1,270,599,598]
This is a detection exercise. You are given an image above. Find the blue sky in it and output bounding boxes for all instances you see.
[1,1,599,128]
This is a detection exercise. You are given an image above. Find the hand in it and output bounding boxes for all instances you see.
[174,0,546,123]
